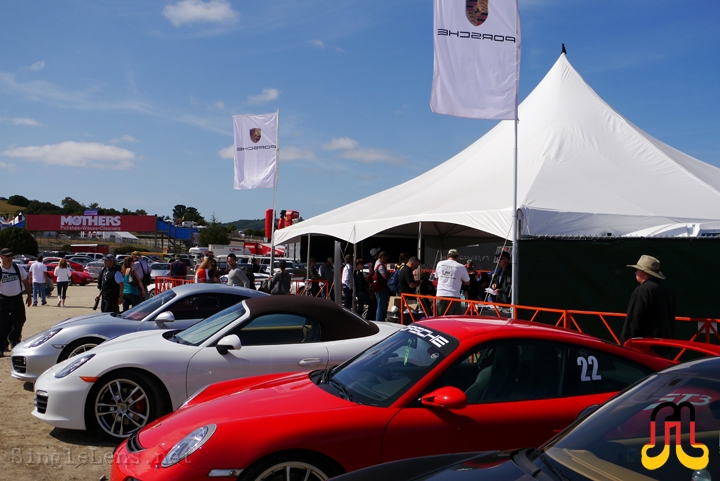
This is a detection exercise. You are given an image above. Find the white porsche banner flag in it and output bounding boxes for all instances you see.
[431,0,521,120]
[233,111,278,189]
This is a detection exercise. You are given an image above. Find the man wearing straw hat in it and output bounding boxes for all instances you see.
[621,255,675,351]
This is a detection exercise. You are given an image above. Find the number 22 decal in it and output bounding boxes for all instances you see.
[577,356,602,381]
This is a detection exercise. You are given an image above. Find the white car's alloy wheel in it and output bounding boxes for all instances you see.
[87,370,166,440]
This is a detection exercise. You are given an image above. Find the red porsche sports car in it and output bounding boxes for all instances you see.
[45,263,94,286]
[110,317,672,481]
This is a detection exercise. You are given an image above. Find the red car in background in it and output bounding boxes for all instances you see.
[45,263,93,286]
[41,258,85,272]
[110,317,672,481]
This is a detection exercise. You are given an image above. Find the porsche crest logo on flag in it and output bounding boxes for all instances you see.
[467,0,488,27]
[249,128,262,144]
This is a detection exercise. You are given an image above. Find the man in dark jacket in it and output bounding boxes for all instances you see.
[97,254,123,313]
[621,255,675,355]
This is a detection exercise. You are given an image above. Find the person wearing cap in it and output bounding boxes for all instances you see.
[435,249,470,315]
[489,251,512,304]
[621,255,676,355]
[132,251,151,300]
[0,248,32,356]
[97,254,123,313]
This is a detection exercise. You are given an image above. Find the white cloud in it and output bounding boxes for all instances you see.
[110,135,137,144]
[0,161,18,172]
[309,39,344,53]
[27,60,45,71]
[213,101,225,110]
[247,88,280,104]
[12,118,41,126]
[1,141,135,169]
[163,0,238,27]
[217,145,234,159]
[282,146,315,161]
[322,137,358,150]
[338,148,403,164]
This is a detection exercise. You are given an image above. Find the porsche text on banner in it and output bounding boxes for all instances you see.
[233,112,278,190]
[431,0,521,120]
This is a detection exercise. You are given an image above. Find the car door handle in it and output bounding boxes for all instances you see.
[298,358,323,366]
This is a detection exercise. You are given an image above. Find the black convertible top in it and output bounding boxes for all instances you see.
[243,295,379,341]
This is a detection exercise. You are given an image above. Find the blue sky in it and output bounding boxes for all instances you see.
[1,1,719,224]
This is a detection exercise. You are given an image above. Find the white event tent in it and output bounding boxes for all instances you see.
[275,54,720,247]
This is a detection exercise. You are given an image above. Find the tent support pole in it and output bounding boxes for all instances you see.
[352,243,357,311]
[511,119,518,316]
[417,222,423,278]
[306,234,311,292]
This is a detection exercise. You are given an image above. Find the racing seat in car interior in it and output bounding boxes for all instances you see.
[465,344,520,403]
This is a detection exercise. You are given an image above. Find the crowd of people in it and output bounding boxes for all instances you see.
[0,241,678,359]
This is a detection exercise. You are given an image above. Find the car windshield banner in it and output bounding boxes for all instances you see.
[27,214,157,232]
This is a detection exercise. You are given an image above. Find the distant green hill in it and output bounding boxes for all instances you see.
[222,219,265,231]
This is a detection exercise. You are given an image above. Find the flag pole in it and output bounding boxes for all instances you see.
[511,119,518,316]
[270,110,279,271]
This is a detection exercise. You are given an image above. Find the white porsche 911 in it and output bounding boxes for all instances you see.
[33,295,402,441]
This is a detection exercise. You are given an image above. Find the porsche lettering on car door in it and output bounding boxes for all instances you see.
[185,313,329,396]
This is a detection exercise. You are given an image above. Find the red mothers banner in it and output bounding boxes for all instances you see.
[26,215,157,232]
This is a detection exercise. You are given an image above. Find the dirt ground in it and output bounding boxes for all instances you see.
[0,284,115,481]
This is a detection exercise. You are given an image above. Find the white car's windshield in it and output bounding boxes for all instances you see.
[174,302,247,346]
[541,372,720,480]
[327,325,459,407]
[120,290,177,321]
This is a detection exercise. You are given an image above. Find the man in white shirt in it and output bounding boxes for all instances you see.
[434,249,470,316]
[342,254,354,309]
[29,255,49,306]
[0,248,32,354]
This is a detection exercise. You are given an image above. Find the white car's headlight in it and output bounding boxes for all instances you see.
[54,354,95,378]
[162,424,216,468]
[25,328,63,348]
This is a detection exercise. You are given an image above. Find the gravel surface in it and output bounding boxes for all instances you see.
[1,283,116,481]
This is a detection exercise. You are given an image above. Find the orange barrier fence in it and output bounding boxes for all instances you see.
[153,276,719,355]
[398,293,720,350]
[154,276,195,294]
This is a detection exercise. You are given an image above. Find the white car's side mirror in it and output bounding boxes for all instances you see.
[216,334,242,355]
[155,311,175,327]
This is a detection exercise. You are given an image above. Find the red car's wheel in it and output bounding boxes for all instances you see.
[240,452,339,481]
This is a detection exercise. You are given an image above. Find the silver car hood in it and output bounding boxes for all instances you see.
[54,311,125,327]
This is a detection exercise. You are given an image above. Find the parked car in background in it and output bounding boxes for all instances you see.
[45,263,93,286]
[149,262,171,280]
[33,296,401,440]
[11,284,266,383]
[331,355,720,481]
[13,254,37,263]
[67,256,93,266]
[42,258,84,272]
[84,261,104,280]
[106,317,672,479]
